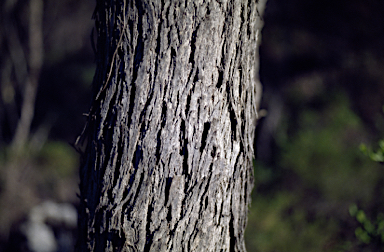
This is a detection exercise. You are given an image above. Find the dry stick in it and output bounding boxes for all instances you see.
[95,0,127,100]
[11,0,44,152]
[76,0,127,149]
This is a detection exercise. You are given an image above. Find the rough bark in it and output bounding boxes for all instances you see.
[76,0,265,251]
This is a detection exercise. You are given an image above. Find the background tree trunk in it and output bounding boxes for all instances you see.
[76,0,265,251]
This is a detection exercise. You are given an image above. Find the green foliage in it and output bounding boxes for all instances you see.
[345,133,384,251]
[360,140,384,163]
[37,141,78,177]
[246,193,336,252]
[0,140,79,201]
[359,106,384,163]
[281,94,380,203]
[349,204,384,248]
[246,93,384,251]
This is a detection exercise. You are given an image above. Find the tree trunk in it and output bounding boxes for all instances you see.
[76,0,265,251]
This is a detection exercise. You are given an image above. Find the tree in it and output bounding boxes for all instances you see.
[76,0,266,251]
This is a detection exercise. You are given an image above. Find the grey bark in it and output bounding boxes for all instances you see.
[76,0,265,251]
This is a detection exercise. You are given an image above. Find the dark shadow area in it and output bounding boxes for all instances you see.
[247,0,384,251]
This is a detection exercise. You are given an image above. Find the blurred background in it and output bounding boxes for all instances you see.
[247,0,384,251]
[1,0,384,251]
[0,0,94,251]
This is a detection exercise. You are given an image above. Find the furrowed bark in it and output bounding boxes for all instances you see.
[77,0,265,251]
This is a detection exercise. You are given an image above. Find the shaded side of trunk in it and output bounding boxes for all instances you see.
[76,0,265,251]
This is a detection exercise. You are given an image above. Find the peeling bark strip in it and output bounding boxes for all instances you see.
[77,0,265,251]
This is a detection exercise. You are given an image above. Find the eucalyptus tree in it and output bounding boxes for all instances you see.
[76,0,265,251]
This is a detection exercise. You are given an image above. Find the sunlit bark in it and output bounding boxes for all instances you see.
[77,0,265,251]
